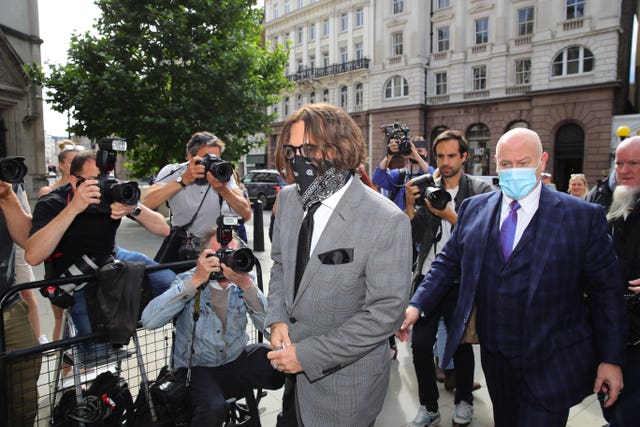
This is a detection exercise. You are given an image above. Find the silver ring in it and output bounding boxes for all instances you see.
[271,360,279,370]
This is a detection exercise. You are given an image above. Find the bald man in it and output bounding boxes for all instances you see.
[398,128,626,426]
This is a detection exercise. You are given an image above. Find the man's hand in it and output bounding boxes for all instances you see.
[396,306,420,342]
[206,171,229,194]
[593,362,623,407]
[69,179,101,214]
[219,264,253,291]
[268,322,291,349]
[426,199,457,225]
[109,202,136,220]
[628,277,640,294]
[190,249,220,287]
[0,181,13,200]
[183,155,206,185]
[267,342,303,374]
[387,139,399,155]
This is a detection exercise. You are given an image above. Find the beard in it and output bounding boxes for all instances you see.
[607,185,640,222]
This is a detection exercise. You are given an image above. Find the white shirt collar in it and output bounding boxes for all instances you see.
[501,180,542,214]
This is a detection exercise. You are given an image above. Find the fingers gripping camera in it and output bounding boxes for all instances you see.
[411,174,451,210]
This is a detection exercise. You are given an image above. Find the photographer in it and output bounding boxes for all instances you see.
[141,226,284,426]
[0,174,42,426]
[373,133,434,211]
[25,150,169,356]
[401,130,491,427]
[142,131,251,260]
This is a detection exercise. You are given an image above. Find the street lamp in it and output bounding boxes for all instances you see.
[616,125,631,141]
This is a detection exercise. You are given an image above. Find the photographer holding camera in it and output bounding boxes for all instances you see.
[141,224,284,426]
[0,159,42,426]
[401,130,491,427]
[373,125,434,211]
[143,131,251,261]
[25,149,169,357]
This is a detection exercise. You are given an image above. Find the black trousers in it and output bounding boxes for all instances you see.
[176,343,284,427]
[411,288,474,412]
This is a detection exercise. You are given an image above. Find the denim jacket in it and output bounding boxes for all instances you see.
[141,268,267,368]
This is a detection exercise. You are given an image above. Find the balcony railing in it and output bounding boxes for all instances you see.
[286,58,370,82]
[428,95,450,104]
[563,18,584,31]
[514,35,532,46]
[463,90,490,100]
[506,84,531,95]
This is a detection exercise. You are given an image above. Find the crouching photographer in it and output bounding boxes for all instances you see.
[25,146,170,361]
[141,223,284,426]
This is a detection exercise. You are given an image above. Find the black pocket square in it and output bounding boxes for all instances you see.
[318,248,354,265]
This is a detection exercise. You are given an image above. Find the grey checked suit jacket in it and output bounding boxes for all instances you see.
[265,177,412,427]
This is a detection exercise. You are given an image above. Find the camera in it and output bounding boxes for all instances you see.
[89,138,141,212]
[411,174,451,210]
[196,153,234,185]
[381,122,412,156]
[208,215,255,281]
[0,156,28,183]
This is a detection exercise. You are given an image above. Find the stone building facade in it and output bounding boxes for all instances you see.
[262,0,638,191]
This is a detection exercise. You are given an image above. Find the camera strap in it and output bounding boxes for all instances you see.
[186,287,203,387]
[177,186,210,234]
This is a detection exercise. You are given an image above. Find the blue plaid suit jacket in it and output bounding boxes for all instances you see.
[411,184,627,411]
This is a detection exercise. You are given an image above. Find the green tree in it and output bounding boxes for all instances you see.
[29,0,288,176]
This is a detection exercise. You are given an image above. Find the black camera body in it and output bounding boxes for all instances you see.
[0,156,28,183]
[196,153,234,185]
[207,215,255,281]
[382,122,412,155]
[98,176,140,205]
[411,174,452,210]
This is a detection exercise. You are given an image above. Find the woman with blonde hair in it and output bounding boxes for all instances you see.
[568,173,589,199]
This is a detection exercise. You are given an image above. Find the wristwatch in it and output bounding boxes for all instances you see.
[130,204,142,217]
[176,175,186,188]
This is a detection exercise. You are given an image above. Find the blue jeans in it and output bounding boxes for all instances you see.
[115,246,176,296]
[436,317,454,370]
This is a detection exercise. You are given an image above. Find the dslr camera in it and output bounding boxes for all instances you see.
[411,174,451,210]
[0,156,28,183]
[95,138,141,206]
[382,122,412,156]
[207,215,255,281]
[195,153,234,185]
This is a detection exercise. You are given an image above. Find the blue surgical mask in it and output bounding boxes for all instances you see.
[498,167,539,200]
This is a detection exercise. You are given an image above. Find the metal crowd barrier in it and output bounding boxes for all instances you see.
[0,258,264,426]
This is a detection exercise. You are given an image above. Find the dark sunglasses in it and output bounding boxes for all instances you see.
[282,144,319,160]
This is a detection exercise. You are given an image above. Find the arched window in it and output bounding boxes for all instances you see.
[323,89,329,102]
[466,124,490,175]
[554,122,585,191]
[297,94,303,109]
[384,75,409,99]
[284,97,290,117]
[551,46,594,77]
[340,86,348,109]
[309,91,315,104]
[355,83,363,107]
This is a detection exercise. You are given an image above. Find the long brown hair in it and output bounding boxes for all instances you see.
[274,103,367,178]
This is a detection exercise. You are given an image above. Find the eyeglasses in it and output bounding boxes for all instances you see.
[282,144,319,160]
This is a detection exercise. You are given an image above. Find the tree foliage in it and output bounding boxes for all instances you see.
[29,0,289,176]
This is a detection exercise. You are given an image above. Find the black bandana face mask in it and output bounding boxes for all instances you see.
[288,155,351,209]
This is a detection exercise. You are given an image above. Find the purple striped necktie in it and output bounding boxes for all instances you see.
[500,200,521,261]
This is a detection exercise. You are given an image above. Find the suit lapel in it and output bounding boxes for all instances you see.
[466,192,501,282]
[293,178,362,307]
[525,186,563,309]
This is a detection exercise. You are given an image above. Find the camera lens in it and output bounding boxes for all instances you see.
[426,188,451,210]
[0,157,28,183]
[228,248,255,273]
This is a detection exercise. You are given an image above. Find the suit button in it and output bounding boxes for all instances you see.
[289,317,297,324]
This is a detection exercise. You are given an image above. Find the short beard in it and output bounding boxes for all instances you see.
[607,185,640,222]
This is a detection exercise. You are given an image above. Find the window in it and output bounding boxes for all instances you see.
[322,51,329,67]
[467,124,490,175]
[309,23,316,41]
[273,4,279,19]
[340,47,348,64]
[285,32,290,44]
[551,46,594,76]
[515,58,531,84]
[323,89,329,102]
[355,83,363,106]
[384,75,409,98]
[473,65,487,90]
[297,94,303,109]
[340,86,348,109]
[518,7,534,36]
[392,32,404,56]
[566,0,585,20]
[437,27,449,52]
[322,18,329,37]
[297,27,304,45]
[435,0,450,9]
[309,55,316,69]
[475,17,489,45]
[297,0,303,9]
[284,97,289,116]
[296,58,303,72]
[310,91,315,104]
[273,35,279,47]
[355,42,364,60]
[284,0,290,13]
[356,8,364,27]
[393,0,404,14]
[341,13,348,32]
[435,72,447,95]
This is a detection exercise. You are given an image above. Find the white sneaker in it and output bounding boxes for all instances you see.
[453,400,473,425]
[412,405,440,426]
[38,335,49,345]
